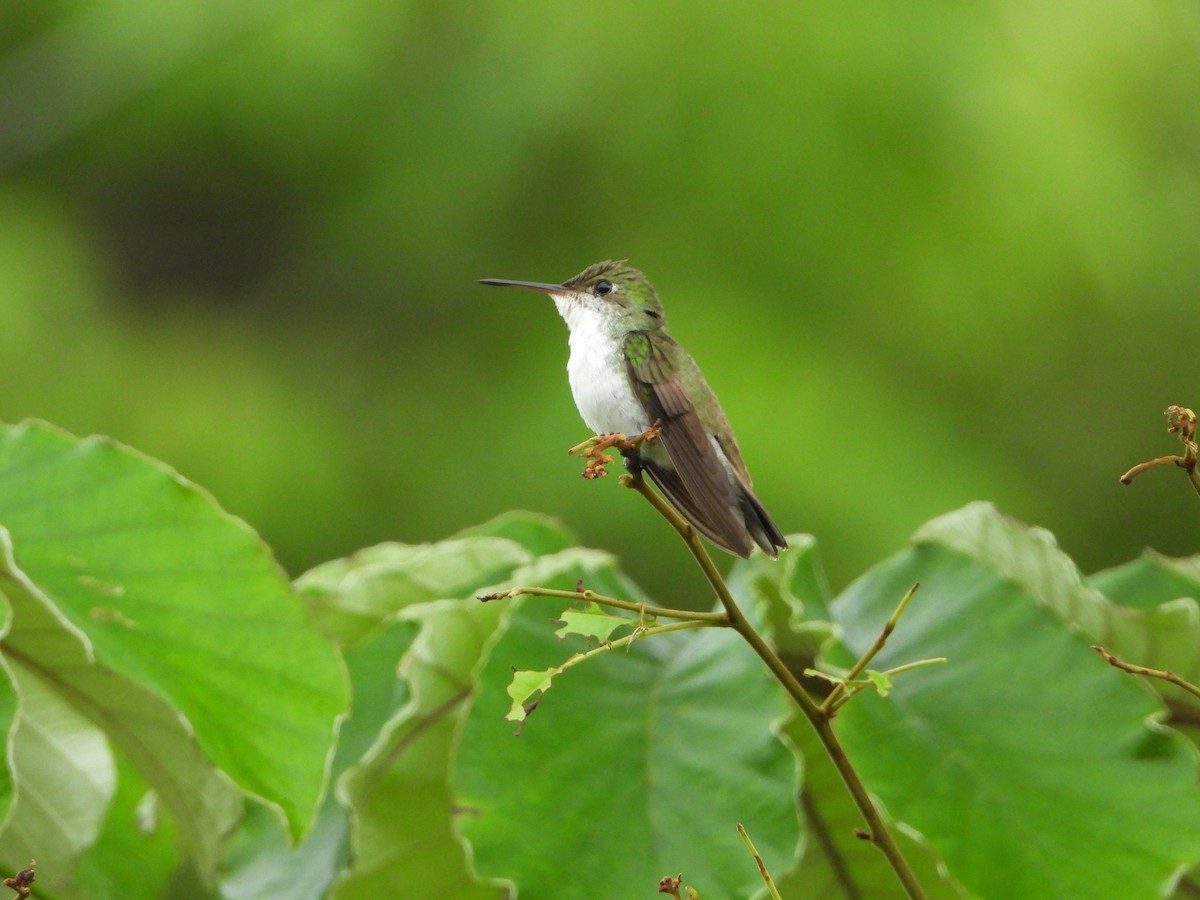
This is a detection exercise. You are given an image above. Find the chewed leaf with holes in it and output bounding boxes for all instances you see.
[504,666,560,725]
[553,602,636,643]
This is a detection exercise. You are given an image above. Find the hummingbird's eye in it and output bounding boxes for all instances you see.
[593,280,615,296]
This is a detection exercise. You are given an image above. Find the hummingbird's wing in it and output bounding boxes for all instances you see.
[623,331,753,557]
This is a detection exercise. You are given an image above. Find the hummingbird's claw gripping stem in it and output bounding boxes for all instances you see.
[624,419,663,451]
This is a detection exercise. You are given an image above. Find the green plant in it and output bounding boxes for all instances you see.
[0,418,1195,898]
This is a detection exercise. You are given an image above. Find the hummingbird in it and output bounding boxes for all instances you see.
[479,260,787,559]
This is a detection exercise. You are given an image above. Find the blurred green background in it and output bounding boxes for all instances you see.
[2,1,1199,603]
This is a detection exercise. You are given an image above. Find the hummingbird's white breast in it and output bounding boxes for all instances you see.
[554,296,651,437]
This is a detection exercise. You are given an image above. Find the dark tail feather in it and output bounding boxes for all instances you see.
[643,458,787,559]
[739,488,788,559]
[642,460,754,557]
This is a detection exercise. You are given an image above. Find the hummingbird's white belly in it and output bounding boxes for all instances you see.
[555,298,651,436]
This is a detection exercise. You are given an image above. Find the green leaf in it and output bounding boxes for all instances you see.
[924,505,1200,712]
[0,420,347,839]
[303,534,556,900]
[863,669,891,696]
[455,562,801,899]
[911,502,1115,635]
[220,799,348,900]
[775,717,965,900]
[553,602,635,643]
[297,537,534,645]
[504,666,559,725]
[0,527,241,876]
[220,619,419,900]
[453,511,576,556]
[1087,551,1200,709]
[0,657,114,894]
[334,548,626,899]
[331,619,420,773]
[830,504,1200,898]
[73,758,181,900]
[332,599,506,900]
[727,534,836,660]
[1088,549,1200,613]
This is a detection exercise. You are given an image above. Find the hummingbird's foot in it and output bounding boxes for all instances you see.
[569,432,629,479]
[581,452,615,479]
[622,419,663,452]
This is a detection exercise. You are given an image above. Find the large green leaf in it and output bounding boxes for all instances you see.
[453,511,576,556]
[775,719,964,900]
[0,657,114,894]
[297,518,577,899]
[331,545,588,898]
[1088,550,1200,613]
[220,619,419,900]
[297,538,533,646]
[0,421,347,838]
[0,526,241,876]
[333,598,507,900]
[72,755,181,900]
[454,556,801,899]
[726,534,836,661]
[830,504,1200,898]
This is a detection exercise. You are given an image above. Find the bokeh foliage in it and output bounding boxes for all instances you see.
[1,3,1199,602]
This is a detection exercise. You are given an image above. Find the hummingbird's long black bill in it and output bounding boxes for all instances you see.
[478,278,565,293]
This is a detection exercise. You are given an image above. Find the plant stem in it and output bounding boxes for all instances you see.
[622,473,928,900]
[825,657,947,714]
[822,583,919,714]
[1119,405,1200,500]
[563,619,716,669]
[737,823,783,900]
[1092,645,1200,701]
[482,585,728,623]
[882,658,947,679]
[1188,466,1200,501]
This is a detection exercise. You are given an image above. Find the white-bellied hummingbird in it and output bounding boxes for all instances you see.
[479,260,787,559]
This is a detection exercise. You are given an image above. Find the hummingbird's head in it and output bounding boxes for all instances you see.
[561,259,663,320]
[479,260,667,331]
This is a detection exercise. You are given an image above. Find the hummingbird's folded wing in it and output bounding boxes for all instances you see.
[623,331,752,557]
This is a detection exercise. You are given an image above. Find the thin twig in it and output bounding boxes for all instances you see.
[816,657,948,714]
[562,619,716,667]
[2,861,33,900]
[879,658,948,679]
[737,823,783,900]
[1119,455,1192,485]
[1120,405,1200,499]
[1092,645,1200,701]
[821,583,920,714]
[480,585,728,623]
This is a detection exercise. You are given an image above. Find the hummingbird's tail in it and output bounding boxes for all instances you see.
[738,488,788,559]
[641,459,787,559]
